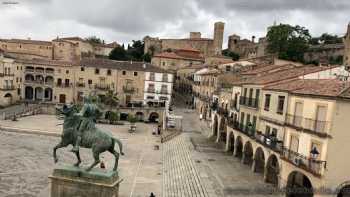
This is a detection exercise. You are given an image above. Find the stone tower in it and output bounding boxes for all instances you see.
[213,22,225,55]
[344,23,350,67]
[228,34,241,53]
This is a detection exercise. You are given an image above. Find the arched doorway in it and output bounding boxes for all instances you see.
[228,132,235,153]
[213,115,218,137]
[136,112,144,121]
[4,93,13,106]
[338,184,350,197]
[243,141,254,166]
[218,117,227,143]
[119,112,128,121]
[35,87,44,100]
[25,86,34,100]
[149,112,159,123]
[286,171,313,197]
[235,136,243,158]
[44,88,53,101]
[266,154,280,186]
[254,147,265,174]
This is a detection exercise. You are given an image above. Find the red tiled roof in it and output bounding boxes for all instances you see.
[154,51,204,61]
[242,64,298,75]
[264,79,350,97]
[243,65,339,85]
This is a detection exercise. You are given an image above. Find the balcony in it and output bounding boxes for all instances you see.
[123,86,135,93]
[76,82,85,88]
[239,96,259,109]
[228,121,255,137]
[146,88,155,93]
[281,147,326,176]
[95,84,110,91]
[254,132,283,153]
[0,85,15,90]
[160,89,169,95]
[56,83,71,88]
[286,114,330,137]
[25,68,35,73]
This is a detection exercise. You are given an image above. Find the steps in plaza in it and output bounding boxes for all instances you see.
[162,134,208,197]
[161,129,182,143]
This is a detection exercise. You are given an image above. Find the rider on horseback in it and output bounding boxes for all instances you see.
[71,96,99,153]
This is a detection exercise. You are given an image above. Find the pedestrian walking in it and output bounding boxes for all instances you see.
[150,192,155,197]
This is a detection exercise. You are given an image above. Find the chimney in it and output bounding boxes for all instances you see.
[252,36,255,43]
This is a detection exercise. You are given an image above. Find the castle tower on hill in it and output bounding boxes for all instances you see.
[213,22,225,55]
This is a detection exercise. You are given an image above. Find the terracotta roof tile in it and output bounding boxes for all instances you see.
[264,79,350,97]
[80,58,171,73]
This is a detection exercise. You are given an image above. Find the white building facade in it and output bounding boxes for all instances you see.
[144,71,174,106]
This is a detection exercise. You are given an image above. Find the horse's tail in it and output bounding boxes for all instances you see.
[113,137,125,155]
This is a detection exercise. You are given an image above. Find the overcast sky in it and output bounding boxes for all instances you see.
[0,0,349,47]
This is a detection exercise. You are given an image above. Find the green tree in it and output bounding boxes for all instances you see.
[319,33,343,44]
[109,45,128,61]
[104,90,119,109]
[222,49,240,61]
[86,36,103,44]
[142,53,152,62]
[127,40,145,61]
[128,114,138,124]
[108,111,119,124]
[267,24,311,62]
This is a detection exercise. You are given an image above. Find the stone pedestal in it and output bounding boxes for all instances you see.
[49,166,123,197]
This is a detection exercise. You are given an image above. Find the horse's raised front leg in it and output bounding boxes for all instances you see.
[86,148,100,171]
[74,150,81,167]
[53,141,67,163]
[109,148,120,171]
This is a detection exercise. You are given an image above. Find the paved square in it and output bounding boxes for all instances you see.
[0,115,162,197]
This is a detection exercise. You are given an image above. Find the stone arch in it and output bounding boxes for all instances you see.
[337,182,350,197]
[136,111,144,121]
[45,76,54,84]
[35,87,44,100]
[265,154,280,186]
[253,147,265,174]
[212,114,218,137]
[218,117,227,142]
[286,171,313,197]
[35,75,44,84]
[25,86,34,100]
[25,74,34,81]
[44,88,53,101]
[149,112,159,123]
[227,131,235,153]
[235,136,243,158]
[243,141,254,166]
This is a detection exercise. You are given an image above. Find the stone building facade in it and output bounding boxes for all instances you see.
[0,37,119,62]
[144,22,225,57]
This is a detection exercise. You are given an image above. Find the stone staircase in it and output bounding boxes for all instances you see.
[161,129,182,143]
[162,134,208,197]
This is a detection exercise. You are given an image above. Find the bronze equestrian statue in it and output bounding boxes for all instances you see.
[53,100,124,171]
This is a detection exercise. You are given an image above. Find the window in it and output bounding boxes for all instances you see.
[81,67,85,71]
[264,94,271,111]
[57,78,62,85]
[65,79,70,86]
[289,135,299,152]
[277,96,285,114]
[225,65,231,72]
[134,72,138,76]
[265,125,271,136]
[17,88,21,96]
[66,70,69,74]
[95,69,100,74]
[88,79,92,85]
[162,62,165,66]
[107,69,112,76]
[147,96,154,100]
[271,128,277,137]
[122,70,126,75]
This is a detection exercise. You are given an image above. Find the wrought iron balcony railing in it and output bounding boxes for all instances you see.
[239,96,259,109]
[286,114,330,136]
[123,86,135,93]
[0,85,15,90]
[95,84,110,91]
[281,147,326,176]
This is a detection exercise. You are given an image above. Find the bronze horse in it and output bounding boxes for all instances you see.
[53,105,124,171]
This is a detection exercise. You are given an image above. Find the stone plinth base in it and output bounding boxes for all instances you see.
[49,166,122,197]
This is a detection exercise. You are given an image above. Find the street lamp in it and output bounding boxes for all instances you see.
[310,146,320,160]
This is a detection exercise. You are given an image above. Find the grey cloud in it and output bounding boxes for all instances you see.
[0,0,349,46]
